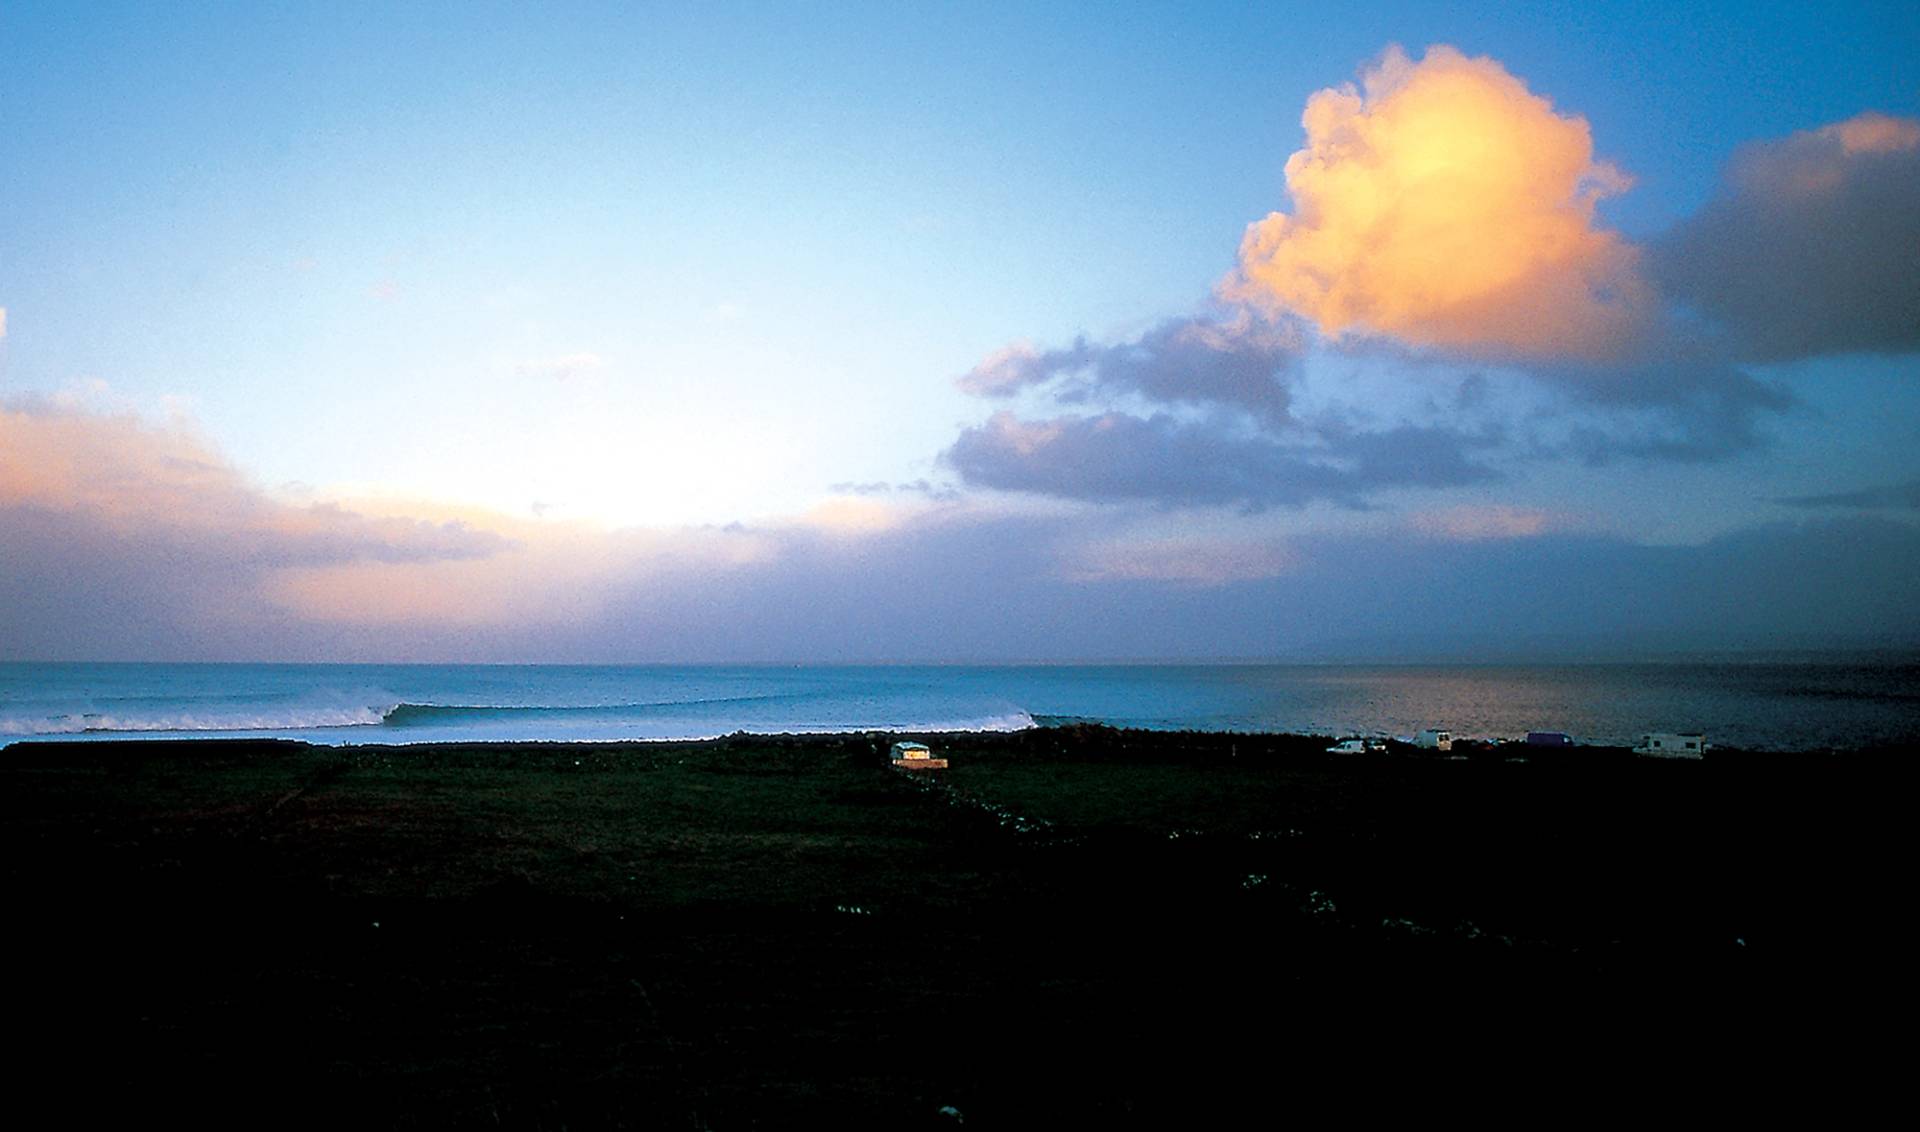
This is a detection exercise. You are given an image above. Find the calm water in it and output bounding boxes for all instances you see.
[1,660,1915,752]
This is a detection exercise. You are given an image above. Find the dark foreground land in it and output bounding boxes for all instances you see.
[3,729,1906,1126]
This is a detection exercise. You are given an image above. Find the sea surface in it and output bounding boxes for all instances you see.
[2,659,1915,752]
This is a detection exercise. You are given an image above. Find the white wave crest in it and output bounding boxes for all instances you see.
[0,704,396,736]
[750,711,1038,736]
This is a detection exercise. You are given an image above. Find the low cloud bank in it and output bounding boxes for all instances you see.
[1776,477,1920,512]
[6,404,1916,661]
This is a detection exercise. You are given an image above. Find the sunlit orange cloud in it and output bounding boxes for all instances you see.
[1225,45,1652,360]
[1825,112,1920,157]
[1411,504,1562,542]
[795,496,917,536]
[0,400,509,562]
[1731,110,1919,198]
[2,399,263,528]
[265,536,726,627]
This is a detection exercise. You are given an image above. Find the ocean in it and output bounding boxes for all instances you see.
[2,659,1914,752]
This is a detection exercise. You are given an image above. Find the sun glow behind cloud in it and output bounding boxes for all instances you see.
[367,401,813,530]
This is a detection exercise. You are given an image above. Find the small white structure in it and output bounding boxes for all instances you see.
[1414,729,1453,752]
[890,741,948,770]
[1327,738,1385,754]
[1634,733,1705,758]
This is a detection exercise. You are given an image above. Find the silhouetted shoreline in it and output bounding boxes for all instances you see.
[7,727,1900,1124]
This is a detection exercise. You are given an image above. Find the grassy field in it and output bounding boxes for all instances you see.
[3,729,1903,1126]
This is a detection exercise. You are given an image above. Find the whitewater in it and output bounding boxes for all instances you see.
[2,660,1915,752]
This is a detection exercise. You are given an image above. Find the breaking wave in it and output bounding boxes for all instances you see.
[2,697,1037,742]
[1,705,393,736]
[378,692,808,727]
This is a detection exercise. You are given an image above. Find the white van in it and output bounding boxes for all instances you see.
[1633,733,1705,758]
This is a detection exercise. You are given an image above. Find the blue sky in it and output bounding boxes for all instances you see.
[2,2,1916,660]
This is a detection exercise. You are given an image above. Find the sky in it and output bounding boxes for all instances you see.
[2,1,1917,662]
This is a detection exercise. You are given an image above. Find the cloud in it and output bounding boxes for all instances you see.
[1224,45,1652,361]
[1252,516,1920,657]
[958,314,1303,425]
[941,46,1891,505]
[0,398,512,567]
[1538,357,1794,462]
[1056,534,1297,585]
[4,399,1915,661]
[0,400,517,656]
[0,307,8,339]
[793,496,915,535]
[262,519,773,629]
[1654,112,1920,362]
[0,403,519,659]
[1409,504,1573,542]
[944,410,1498,509]
[1775,477,1920,511]
[115,510,1920,661]
[826,479,962,501]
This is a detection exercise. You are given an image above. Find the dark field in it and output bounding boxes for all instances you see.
[4,728,1905,1125]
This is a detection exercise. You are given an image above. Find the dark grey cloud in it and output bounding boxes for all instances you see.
[1776,477,1920,511]
[946,311,1520,509]
[1246,516,1920,658]
[958,315,1302,425]
[949,306,1799,518]
[1540,358,1795,463]
[1653,115,1920,363]
[944,410,1498,509]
